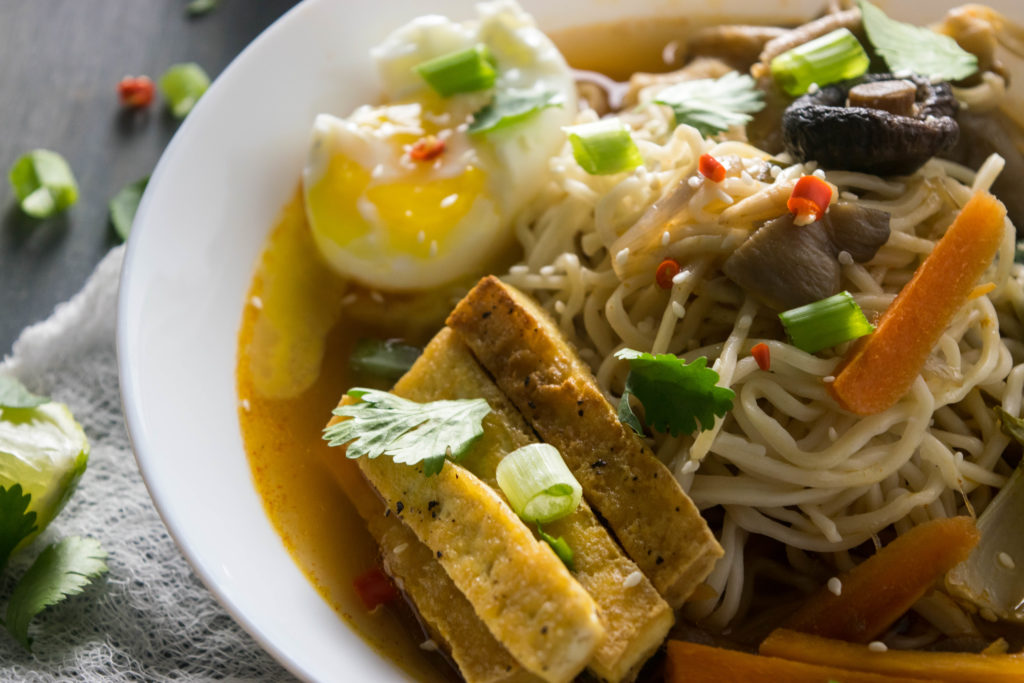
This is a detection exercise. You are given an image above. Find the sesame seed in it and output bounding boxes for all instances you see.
[623,571,644,588]
[868,641,887,652]
[680,460,699,475]
[440,193,458,208]
[615,248,630,266]
[808,82,820,94]
[813,169,826,180]
[370,290,384,303]
[240,399,251,412]
[393,543,408,555]
[554,300,566,314]
[671,271,687,285]
[823,375,836,383]
[661,231,671,246]
[838,250,854,265]
[540,265,556,276]
[827,577,842,596]
[509,264,529,275]
[420,639,439,652]
[372,164,385,178]
[687,176,702,189]
[671,301,686,318]
[249,295,263,310]
[998,552,1016,570]
[770,165,782,179]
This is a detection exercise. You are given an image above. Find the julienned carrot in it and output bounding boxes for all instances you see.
[829,191,1007,415]
[760,629,1024,683]
[783,516,979,643]
[664,640,942,683]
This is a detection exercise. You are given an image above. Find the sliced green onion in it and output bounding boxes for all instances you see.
[779,291,874,353]
[159,62,210,118]
[8,150,78,219]
[565,119,644,176]
[537,525,574,571]
[349,338,421,380]
[770,28,870,97]
[414,44,496,97]
[496,443,582,524]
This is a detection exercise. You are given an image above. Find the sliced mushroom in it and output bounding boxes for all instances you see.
[723,203,891,311]
[686,25,787,72]
[782,73,960,176]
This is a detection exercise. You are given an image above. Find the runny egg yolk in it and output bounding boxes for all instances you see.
[305,150,487,262]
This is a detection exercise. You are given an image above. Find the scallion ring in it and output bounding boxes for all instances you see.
[414,44,496,97]
[496,443,582,524]
[779,291,874,353]
[770,28,870,97]
[565,118,643,176]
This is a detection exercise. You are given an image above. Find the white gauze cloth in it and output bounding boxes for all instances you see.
[0,245,294,682]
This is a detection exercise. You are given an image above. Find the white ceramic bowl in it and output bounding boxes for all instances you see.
[118,0,1022,680]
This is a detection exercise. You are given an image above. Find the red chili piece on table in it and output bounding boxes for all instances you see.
[655,258,681,289]
[787,175,833,222]
[117,76,155,109]
[751,342,771,371]
[698,153,727,183]
[353,565,399,611]
[409,135,446,162]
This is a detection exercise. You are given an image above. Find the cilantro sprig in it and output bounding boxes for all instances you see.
[615,349,735,436]
[857,0,977,82]
[469,89,562,134]
[324,388,491,476]
[653,71,765,138]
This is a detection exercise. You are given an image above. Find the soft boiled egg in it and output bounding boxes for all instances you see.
[303,0,577,291]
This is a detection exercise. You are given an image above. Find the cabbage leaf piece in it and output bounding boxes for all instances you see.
[615,349,735,436]
[5,536,108,650]
[324,388,491,476]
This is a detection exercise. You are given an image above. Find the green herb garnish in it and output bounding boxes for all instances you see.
[565,118,644,176]
[858,0,977,82]
[415,44,497,97]
[495,444,582,524]
[469,89,561,134]
[159,62,210,118]
[615,349,735,436]
[779,291,874,353]
[8,150,79,219]
[349,339,422,381]
[109,176,149,242]
[5,536,108,650]
[996,406,1024,446]
[0,485,37,573]
[653,71,765,137]
[324,389,491,476]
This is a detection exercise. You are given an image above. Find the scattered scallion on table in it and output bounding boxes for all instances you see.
[8,150,79,219]
[779,291,874,353]
[159,62,210,118]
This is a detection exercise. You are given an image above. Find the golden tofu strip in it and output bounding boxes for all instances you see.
[447,276,724,609]
[323,454,541,683]
[348,412,604,682]
[397,328,675,683]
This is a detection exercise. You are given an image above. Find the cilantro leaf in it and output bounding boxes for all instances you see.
[653,71,764,137]
[6,536,108,650]
[0,375,48,409]
[0,485,37,573]
[469,89,562,134]
[109,176,149,242]
[324,389,491,476]
[615,349,735,436]
[858,0,977,82]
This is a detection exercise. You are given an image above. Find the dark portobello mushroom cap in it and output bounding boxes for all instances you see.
[782,73,959,176]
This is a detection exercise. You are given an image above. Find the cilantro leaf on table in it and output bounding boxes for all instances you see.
[615,349,735,436]
[857,0,977,82]
[109,176,149,242]
[469,89,562,134]
[653,71,764,137]
[0,375,48,410]
[5,536,108,650]
[324,389,491,476]
[0,485,37,573]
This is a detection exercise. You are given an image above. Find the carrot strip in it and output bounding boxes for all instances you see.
[664,640,942,683]
[760,629,1024,683]
[783,516,979,643]
[829,191,1007,415]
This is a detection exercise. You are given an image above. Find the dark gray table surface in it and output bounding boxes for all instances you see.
[0,0,299,355]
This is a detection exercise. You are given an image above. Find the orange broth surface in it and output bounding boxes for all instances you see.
[235,16,800,680]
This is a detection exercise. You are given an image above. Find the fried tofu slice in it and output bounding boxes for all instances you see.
[399,328,674,683]
[344,405,604,682]
[323,452,541,683]
[447,276,724,609]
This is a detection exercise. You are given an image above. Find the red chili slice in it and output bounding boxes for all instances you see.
[698,153,727,183]
[409,135,446,162]
[117,76,155,109]
[787,175,833,222]
[353,565,399,611]
[655,258,681,289]
[751,342,771,371]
